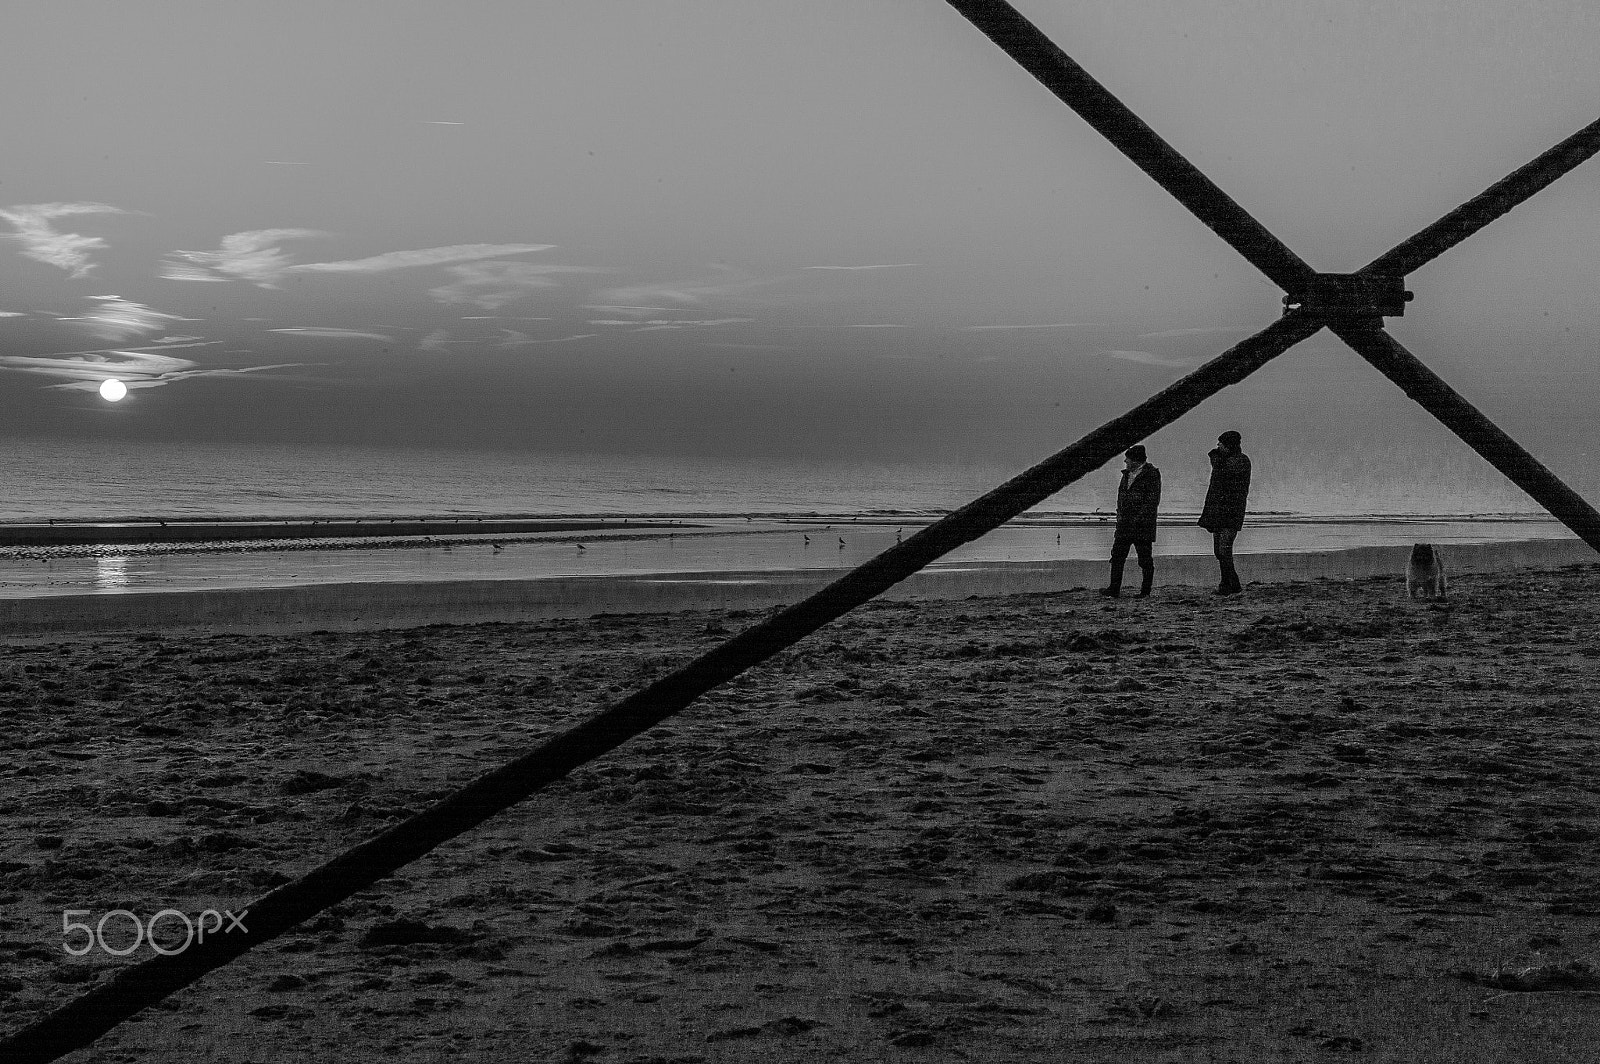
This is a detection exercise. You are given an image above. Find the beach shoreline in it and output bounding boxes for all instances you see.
[0,537,1592,637]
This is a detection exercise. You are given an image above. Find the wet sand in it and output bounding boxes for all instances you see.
[2,562,1600,1061]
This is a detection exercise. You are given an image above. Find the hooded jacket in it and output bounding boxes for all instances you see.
[1198,447,1251,532]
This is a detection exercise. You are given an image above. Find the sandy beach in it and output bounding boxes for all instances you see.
[2,560,1599,1062]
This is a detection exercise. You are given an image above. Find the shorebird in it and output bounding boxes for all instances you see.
[803,535,810,546]
[492,542,505,552]
[896,527,903,543]
[576,543,587,551]
[838,536,846,549]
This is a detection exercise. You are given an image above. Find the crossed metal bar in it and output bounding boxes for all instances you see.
[949,0,1600,548]
[7,3,1600,1060]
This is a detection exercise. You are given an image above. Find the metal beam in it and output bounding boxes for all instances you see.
[943,0,1316,292]
[1330,320,1600,552]
[1365,116,1600,277]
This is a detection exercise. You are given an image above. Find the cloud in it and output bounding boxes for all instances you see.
[270,327,395,341]
[0,202,124,277]
[1102,349,1195,368]
[163,228,327,286]
[165,232,561,288]
[1137,325,1253,339]
[586,317,752,330]
[293,243,556,276]
[964,322,1091,331]
[418,329,476,352]
[591,272,775,308]
[62,296,192,343]
[429,261,604,310]
[0,311,26,318]
[0,344,300,393]
[803,263,922,270]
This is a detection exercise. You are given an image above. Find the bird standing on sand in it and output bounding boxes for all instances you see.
[576,543,587,552]
[896,527,903,543]
[838,537,846,549]
[803,535,810,546]
[492,542,505,552]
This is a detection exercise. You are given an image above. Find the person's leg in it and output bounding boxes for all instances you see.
[1217,528,1241,592]
[1103,537,1131,596]
[1135,540,1154,597]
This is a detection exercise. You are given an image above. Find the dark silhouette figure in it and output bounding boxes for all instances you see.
[1198,430,1252,594]
[1101,445,1161,598]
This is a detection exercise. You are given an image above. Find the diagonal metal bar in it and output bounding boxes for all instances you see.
[1329,320,1600,551]
[0,312,1327,1064]
[1365,116,1600,276]
[943,0,1316,292]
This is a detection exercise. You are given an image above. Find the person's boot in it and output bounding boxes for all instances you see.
[1137,568,1154,598]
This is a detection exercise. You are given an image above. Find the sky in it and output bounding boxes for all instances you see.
[3,0,1600,505]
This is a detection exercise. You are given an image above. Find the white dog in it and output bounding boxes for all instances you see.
[1406,543,1447,600]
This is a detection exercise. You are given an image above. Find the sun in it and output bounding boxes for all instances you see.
[99,378,128,402]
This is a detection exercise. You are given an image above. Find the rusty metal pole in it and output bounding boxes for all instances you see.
[1330,320,1600,551]
[1366,115,1600,276]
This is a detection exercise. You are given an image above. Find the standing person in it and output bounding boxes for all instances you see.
[1199,430,1252,594]
[1100,445,1161,598]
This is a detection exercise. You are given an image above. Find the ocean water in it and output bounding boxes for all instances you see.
[0,436,1553,523]
[0,436,1578,599]
[0,438,1036,522]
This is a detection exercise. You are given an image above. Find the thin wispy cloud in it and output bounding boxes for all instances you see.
[424,120,466,126]
[803,263,922,271]
[1102,349,1195,368]
[705,342,794,351]
[293,243,555,276]
[429,261,604,310]
[964,322,1091,331]
[803,323,909,329]
[164,229,327,286]
[1138,325,1253,339]
[0,202,124,278]
[0,311,27,318]
[165,233,557,288]
[592,272,776,308]
[270,327,395,342]
[62,296,192,343]
[0,343,299,393]
[418,329,477,352]
[527,333,596,345]
[586,317,752,329]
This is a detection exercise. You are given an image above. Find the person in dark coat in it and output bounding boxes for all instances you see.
[1100,444,1161,598]
[1198,430,1251,594]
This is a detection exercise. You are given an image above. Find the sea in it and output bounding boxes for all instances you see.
[0,437,1577,598]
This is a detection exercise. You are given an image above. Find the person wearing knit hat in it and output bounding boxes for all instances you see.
[1100,444,1161,598]
[1198,430,1252,594]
